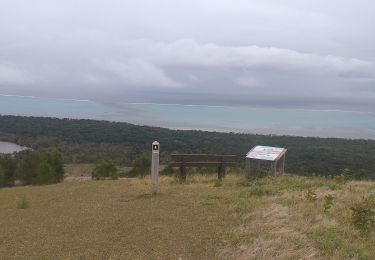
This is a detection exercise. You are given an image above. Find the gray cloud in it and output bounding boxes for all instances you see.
[95,59,182,88]
[0,0,374,111]
[0,62,35,84]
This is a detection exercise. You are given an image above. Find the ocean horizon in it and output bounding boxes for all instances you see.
[1,94,374,140]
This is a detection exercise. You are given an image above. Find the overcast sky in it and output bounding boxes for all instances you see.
[0,0,374,110]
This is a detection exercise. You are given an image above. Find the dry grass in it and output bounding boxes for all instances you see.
[0,175,241,259]
[0,172,374,259]
[220,176,375,260]
[64,163,94,181]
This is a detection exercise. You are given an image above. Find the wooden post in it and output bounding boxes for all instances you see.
[270,161,277,176]
[274,161,278,176]
[151,141,159,194]
[276,156,280,175]
[218,157,225,180]
[282,154,286,175]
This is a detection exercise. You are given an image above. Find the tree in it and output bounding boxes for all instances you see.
[0,155,17,186]
[129,153,151,177]
[92,160,118,180]
[16,149,65,185]
[35,161,56,184]
[0,166,5,188]
[16,151,40,185]
[46,149,64,182]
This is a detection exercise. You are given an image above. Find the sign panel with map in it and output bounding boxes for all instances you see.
[246,146,286,161]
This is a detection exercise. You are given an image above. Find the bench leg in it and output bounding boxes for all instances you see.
[179,164,187,183]
[218,164,225,180]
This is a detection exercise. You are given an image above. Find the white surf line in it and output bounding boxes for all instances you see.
[0,94,91,102]
[123,101,375,115]
[292,107,375,115]
[220,103,375,115]
[123,102,227,108]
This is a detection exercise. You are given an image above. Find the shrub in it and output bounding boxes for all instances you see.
[0,155,17,187]
[17,196,29,209]
[350,203,375,235]
[0,166,5,188]
[46,149,64,181]
[92,160,118,180]
[305,189,317,202]
[334,168,352,184]
[161,164,177,176]
[35,162,56,184]
[323,194,335,213]
[16,149,65,185]
[129,153,151,178]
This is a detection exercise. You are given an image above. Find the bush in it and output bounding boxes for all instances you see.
[334,168,352,184]
[161,164,177,176]
[0,167,5,188]
[35,162,56,184]
[128,153,151,178]
[92,160,118,180]
[16,149,65,185]
[17,196,30,209]
[0,155,17,187]
[305,189,317,202]
[323,194,335,213]
[351,203,375,235]
[46,149,64,181]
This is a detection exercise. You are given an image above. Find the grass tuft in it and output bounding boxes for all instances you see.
[323,194,335,213]
[248,185,282,197]
[213,179,223,187]
[305,189,318,202]
[17,195,29,209]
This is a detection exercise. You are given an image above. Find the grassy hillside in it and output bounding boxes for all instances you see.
[0,174,374,259]
[1,115,375,178]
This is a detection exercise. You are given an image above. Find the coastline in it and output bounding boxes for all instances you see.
[0,113,374,141]
[1,94,375,140]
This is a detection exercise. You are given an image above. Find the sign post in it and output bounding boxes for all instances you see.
[151,141,160,194]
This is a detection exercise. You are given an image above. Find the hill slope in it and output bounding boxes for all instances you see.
[0,175,374,259]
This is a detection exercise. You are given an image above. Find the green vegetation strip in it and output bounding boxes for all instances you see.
[1,115,375,178]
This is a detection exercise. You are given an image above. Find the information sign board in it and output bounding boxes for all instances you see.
[246,146,285,161]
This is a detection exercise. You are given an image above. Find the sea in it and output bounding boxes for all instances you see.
[0,94,374,139]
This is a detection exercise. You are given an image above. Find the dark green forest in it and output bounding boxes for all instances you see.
[0,115,374,179]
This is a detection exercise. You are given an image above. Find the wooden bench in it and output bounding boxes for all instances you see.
[170,154,236,182]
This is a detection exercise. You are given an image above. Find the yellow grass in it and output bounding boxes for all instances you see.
[0,173,374,259]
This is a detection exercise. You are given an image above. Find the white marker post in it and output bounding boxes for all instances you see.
[151,141,160,194]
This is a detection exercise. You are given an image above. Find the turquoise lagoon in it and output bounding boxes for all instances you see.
[0,95,374,139]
